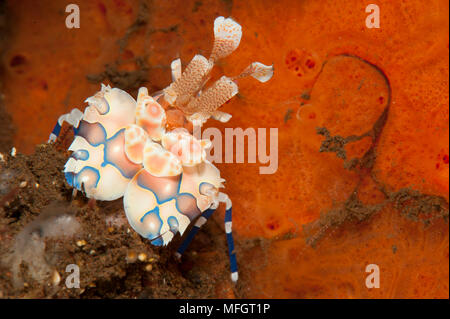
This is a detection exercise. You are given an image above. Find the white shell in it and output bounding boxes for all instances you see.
[64,86,140,200]
[123,161,222,246]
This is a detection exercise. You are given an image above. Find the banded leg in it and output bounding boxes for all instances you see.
[175,207,216,258]
[48,108,83,143]
[219,192,238,282]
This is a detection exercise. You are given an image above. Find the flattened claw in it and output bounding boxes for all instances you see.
[236,62,274,83]
[164,55,212,107]
[143,140,182,177]
[185,76,238,117]
[210,17,242,63]
[157,16,274,129]
[124,124,148,164]
[136,87,166,141]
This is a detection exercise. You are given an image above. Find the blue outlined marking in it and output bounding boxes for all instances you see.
[139,207,163,241]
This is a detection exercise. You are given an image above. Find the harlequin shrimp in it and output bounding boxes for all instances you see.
[48,17,273,282]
